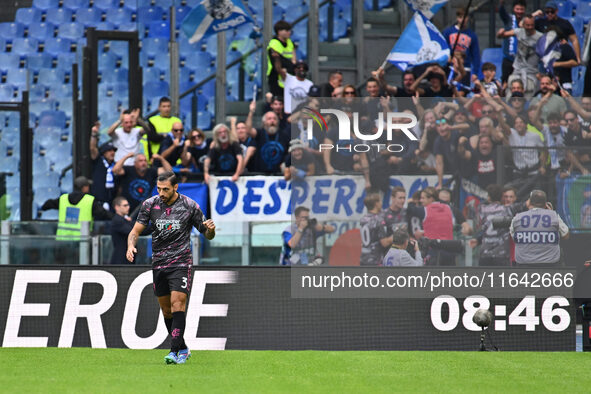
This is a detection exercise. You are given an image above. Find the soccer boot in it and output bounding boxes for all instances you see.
[176,348,191,364]
[164,351,179,364]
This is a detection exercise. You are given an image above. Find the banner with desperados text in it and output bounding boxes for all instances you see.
[208,175,450,223]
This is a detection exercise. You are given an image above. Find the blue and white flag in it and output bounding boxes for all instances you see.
[403,0,448,19]
[536,30,562,75]
[181,0,253,44]
[386,12,450,71]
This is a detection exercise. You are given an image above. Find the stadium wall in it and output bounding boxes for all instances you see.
[0,266,575,351]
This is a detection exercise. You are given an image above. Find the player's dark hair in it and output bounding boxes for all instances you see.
[367,77,378,84]
[274,20,292,34]
[294,206,310,217]
[486,184,504,203]
[364,193,381,210]
[391,186,406,198]
[547,112,562,122]
[482,62,496,72]
[157,171,178,186]
[112,196,128,207]
[159,96,171,105]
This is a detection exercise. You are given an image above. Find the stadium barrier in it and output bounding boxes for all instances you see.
[0,266,575,351]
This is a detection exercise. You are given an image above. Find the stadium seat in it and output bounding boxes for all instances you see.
[74,8,103,27]
[47,142,73,172]
[105,7,134,25]
[26,53,54,72]
[29,99,55,116]
[153,0,173,8]
[204,35,217,57]
[96,21,116,30]
[33,170,60,188]
[32,0,59,11]
[556,1,575,17]
[5,112,21,128]
[481,48,503,75]
[107,40,129,57]
[28,85,48,100]
[6,69,31,89]
[37,68,66,85]
[63,0,90,9]
[60,172,73,194]
[101,67,128,83]
[55,97,73,116]
[15,7,43,24]
[0,22,25,39]
[364,0,392,10]
[137,6,165,24]
[43,37,72,55]
[38,110,67,128]
[32,155,51,175]
[149,54,170,71]
[118,22,146,37]
[0,85,15,101]
[174,6,191,28]
[93,0,121,12]
[11,38,40,56]
[144,80,169,97]
[567,16,585,37]
[183,51,213,71]
[28,22,56,41]
[197,111,212,130]
[45,8,74,25]
[273,5,285,24]
[0,37,5,52]
[0,53,21,71]
[142,37,168,56]
[58,22,85,40]
[143,66,163,82]
[54,52,78,71]
[292,22,307,42]
[98,51,120,70]
[248,1,263,16]
[199,79,215,99]
[578,1,591,23]
[147,20,170,38]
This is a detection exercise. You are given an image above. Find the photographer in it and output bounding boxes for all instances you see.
[382,229,423,267]
[280,206,335,265]
[510,190,569,267]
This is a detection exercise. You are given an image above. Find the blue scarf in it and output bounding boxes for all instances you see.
[103,157,114,189]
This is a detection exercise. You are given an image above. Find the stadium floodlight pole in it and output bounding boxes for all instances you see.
[450,0,473,57]
[169,6,180,117]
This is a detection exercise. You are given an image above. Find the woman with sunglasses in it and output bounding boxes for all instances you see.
[181,128,210,174]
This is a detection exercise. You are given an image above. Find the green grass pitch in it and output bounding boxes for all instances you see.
[2,348,591,393]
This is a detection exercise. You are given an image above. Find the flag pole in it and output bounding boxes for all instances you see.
[451,0,473,57]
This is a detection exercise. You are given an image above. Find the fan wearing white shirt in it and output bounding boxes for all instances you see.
[275,60,313,114]
[108,109,147,166]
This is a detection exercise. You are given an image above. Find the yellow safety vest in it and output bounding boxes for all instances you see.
[142,114,182,159]
[56,194,94,241]
[267,38,294,88]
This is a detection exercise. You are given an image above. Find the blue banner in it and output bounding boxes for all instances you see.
[386,12,450,71]
[181,0,253,44]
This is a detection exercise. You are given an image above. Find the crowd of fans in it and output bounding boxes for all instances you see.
[66,3,589,247]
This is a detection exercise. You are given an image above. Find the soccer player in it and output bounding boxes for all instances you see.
[126,171,216,364]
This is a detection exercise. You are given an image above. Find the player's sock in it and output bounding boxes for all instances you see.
[170,311,186,353]
[164,317,173,334]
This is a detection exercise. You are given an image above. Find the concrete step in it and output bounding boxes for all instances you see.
[318,41,355,57]
[364,8,398,26]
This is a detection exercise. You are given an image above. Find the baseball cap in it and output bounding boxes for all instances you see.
[289,139,305,152]
[544,1,558,10]
[99,141,117,154]
[308,85,321,97]
[74,176,93,190]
